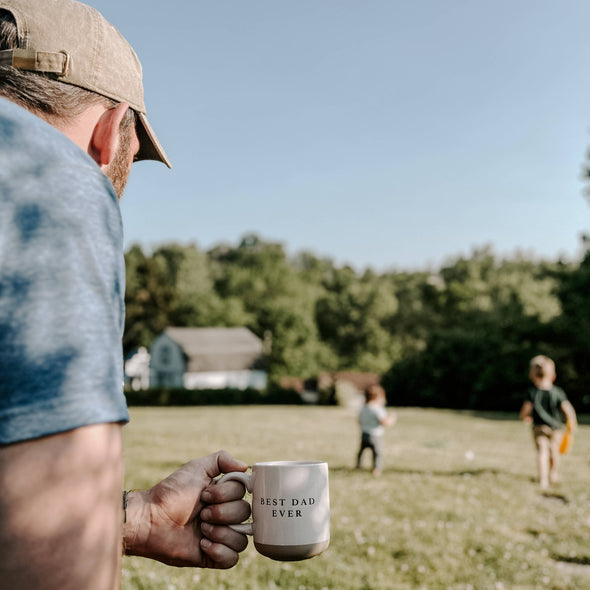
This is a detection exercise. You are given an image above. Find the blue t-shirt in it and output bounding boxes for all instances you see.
[0,98,129,444]
[359,403,387,436]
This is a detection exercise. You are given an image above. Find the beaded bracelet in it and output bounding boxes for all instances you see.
[122,490,129,523]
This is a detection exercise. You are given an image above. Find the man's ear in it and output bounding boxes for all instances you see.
[88,102,130,168]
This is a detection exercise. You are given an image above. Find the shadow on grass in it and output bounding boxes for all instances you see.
[460,410,522,422]
[419,409,590,425]
[538,491,569,503]
[551,554,590,578]
[551,554,590,566]
[466,409,590,425]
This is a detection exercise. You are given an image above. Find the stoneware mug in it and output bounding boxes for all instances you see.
[217,460,330,561]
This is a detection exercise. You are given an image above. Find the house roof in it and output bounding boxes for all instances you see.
[164,327,265,372]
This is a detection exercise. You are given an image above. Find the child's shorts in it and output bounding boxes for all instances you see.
[532,425,563,452]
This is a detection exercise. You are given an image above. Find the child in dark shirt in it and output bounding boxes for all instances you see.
[519,355,577,489]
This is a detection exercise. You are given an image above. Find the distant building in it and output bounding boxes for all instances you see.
[279,371,381,406]
[149,327,267,390]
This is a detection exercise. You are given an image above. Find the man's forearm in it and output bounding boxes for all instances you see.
[0,424,124,590]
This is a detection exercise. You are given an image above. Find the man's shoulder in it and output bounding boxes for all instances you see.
[0,98,116,205]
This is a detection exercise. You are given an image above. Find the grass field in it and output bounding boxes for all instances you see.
[121,406,590,590]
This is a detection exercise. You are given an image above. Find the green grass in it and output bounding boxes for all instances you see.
[122,406,590,590]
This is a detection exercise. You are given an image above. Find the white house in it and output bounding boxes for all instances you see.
[149,327,267,390]
[124,346,151,390]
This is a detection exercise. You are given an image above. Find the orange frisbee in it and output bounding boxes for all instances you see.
[560,419,573,455]
[559,430,572,454]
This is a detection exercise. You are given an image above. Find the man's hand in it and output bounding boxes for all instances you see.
[124,450,250,568]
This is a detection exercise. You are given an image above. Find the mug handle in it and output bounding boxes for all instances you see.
[216,471,254,535]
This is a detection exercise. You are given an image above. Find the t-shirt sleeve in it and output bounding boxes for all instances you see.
[554,387,568,404]
[526,387,536,403]
[0,163,129,443]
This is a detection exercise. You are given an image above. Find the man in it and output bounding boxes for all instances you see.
[0,1,250,588]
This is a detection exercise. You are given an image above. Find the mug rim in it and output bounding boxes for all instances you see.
[253,460,326,467]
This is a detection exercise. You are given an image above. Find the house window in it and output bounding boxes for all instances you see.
[160,346,171,365]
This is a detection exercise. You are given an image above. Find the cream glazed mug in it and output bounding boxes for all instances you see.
[217,460,330,561]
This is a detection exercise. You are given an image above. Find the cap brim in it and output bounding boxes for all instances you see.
[135,111,171,168]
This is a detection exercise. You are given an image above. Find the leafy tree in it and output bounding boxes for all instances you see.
[548,238,590,407]
[382,247,565,410]
[168,243,252,327]
[316,267,401,373]
[210,234,329,378]
[124,244,178,355]
[122,234,590,411]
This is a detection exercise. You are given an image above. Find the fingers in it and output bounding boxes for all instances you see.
[199,521,249,569]
[199,536,240,570]
[198,456,251,570]
[205,450,248,479]
[202,479,246,504]
[198,485,250,570]
[201,522,249,553]
[201,499,251,525]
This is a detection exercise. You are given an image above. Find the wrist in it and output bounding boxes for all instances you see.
[122,489,151,556]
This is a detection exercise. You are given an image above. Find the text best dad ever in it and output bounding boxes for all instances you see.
[260,496,316,519]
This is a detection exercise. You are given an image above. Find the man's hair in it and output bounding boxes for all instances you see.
[0,9,134,128]
[529,355,555,380]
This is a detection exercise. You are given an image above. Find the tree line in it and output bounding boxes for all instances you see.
[124,233,590,412]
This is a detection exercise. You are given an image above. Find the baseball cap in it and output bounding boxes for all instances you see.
[0,0,171,167]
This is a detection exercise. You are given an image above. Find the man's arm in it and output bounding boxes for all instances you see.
[0,423,124,590]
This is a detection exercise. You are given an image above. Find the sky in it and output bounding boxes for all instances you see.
[92,0,590,272]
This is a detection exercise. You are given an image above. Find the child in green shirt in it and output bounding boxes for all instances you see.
[519,355,577,489]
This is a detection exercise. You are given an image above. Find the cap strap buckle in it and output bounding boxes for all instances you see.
[0,49,70,77]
